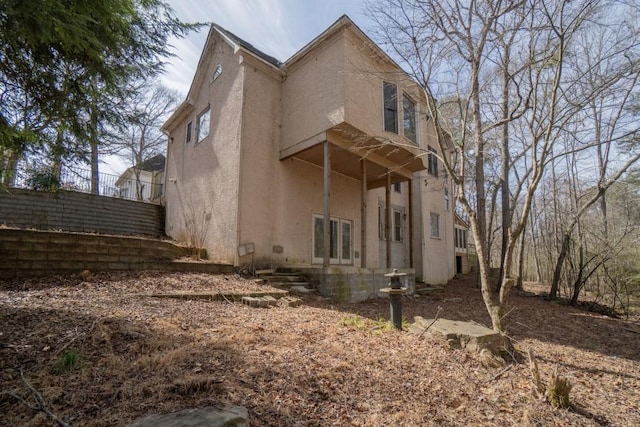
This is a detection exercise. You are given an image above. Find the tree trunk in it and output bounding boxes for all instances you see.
[516,223,526,290]
[90,77,100,195]
[497,46,511,293]
[549,232,570,299]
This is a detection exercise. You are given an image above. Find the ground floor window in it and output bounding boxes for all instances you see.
[312,214,352,264]
[455,227,467,250]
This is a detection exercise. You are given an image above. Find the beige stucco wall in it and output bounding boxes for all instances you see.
[164,34,243,264]
[281,33,345,151]
[163,22,457,284]
[343,30,427,148]
[272,157,363,266]
[236,59,281,265]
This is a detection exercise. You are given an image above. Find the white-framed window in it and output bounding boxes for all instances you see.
[212,64,222,82]
[393,209,403,242]
[444,187,450,211]
[428,146,439,177]
[379,204,405,242]
[312,214,352,265]
[403,94,417,144]
[430,212,440,238]
[196,107,210,143]
[455,228,468,250]
[383,81,398,133]
[186,121,192,143]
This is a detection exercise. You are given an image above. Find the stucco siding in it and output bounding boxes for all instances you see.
[273,158,362,267]
[236,61,281,265]
[281,35,345,150]
[414,171,455,284]
[343,30,427,150]
[164,35,243,263]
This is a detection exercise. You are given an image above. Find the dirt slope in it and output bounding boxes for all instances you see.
[1,272,638,426]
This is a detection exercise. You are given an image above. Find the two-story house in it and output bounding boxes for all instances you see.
[161,15,456,301]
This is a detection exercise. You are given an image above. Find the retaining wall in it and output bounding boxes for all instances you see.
[0,229,230,279]
[0,188,164,237]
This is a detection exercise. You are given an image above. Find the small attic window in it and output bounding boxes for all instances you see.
[212,64,222,82]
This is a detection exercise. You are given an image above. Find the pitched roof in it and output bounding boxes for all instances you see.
[136,154,166,172]
[212,23,282,67]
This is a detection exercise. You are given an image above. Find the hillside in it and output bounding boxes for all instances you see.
[1,272,638,426]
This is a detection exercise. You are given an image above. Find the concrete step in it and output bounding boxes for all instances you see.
[415,286,444,296]
[289,285,317,295]
[269,281,311,289]
[264,275,306,283]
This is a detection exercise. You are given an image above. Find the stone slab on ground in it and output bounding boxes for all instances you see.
[128,406,248,427]
[242,295,279,308]
[278,296,302,307]
[409,316,508,354]
[289,286,314,295]
[148,290,288,301]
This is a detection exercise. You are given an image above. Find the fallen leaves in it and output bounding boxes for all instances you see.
[0,272,638,426]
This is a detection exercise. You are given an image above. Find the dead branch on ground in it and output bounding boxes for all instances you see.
[7,369,69,427]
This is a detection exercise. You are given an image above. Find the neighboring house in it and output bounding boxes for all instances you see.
[161,15,458,300]
[115,154,165,203]
[454,214,472,275]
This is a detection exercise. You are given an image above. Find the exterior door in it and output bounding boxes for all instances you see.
[312,214,352,265]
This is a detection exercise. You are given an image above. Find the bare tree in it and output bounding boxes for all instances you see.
[366,0,638,332]
[111,81,179,200]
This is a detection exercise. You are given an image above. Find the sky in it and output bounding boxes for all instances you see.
[104,0,370,174]
[161,0,370,96]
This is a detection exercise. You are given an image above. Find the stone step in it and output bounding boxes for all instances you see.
[255,269,275,276]
[264,275,306,282]
[415,286,444,295]
[148,290,288,301]
[269,282,311,290]
[289,285,316,295]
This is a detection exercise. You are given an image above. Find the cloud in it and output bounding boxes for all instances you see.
[161,0,369,97]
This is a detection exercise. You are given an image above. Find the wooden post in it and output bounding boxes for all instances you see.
[385,172,391,268]
[361,159,367,268]
[408,179,414,269]
[323,141,331,268]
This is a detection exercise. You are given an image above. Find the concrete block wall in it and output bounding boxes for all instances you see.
[0,229,208,279]
[0,188,164,237]
[299,267,415,303]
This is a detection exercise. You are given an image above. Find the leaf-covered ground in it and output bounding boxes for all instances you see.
[1,271,638,426]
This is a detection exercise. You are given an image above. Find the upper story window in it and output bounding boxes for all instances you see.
[430,212,440,238]
[403,95,416,144]
[383,82,398,133]
[212,64,222,82]
[393,182,401,193]
[186,121,192,143]
[196,107,210,143]
[428,146,439,177]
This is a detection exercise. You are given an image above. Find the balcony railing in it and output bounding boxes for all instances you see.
[1,162,163,204]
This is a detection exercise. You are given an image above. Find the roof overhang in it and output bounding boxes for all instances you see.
[280,123,426,189]
[161,100,194,134]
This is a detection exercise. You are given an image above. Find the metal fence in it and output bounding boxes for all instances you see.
[1,161,163,203]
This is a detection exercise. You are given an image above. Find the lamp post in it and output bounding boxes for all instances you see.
[382,268,407,330]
